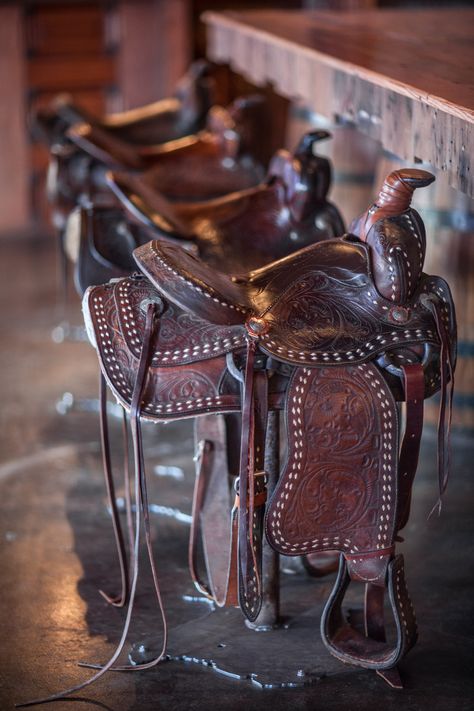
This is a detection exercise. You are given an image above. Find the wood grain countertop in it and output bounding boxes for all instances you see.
[204,9,474,196]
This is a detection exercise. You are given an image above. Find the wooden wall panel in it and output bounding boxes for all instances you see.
[25,4,108,55]
[118,0,192,110]
[0,6,29,233]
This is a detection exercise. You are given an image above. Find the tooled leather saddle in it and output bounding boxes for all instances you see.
[47,94,267,242]
[65,131,344,294]
[32,59,215,149]
[25,169,454,705]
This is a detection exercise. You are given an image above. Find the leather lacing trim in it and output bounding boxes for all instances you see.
[17,303,167,708]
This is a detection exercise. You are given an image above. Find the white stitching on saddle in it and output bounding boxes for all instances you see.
[117,281,245,362]
[261,329,434,361]
[92,291,233,415]
[148,247,247,314]
[92,294,133,397]
[269,363,395,555]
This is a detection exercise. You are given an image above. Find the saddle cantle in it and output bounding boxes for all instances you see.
[63,205,162,296]
[71,168,456,699]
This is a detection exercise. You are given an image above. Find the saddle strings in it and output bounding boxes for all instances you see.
[425,299,455,516]
[17,302,167,708]
[97,373,129,607]
[121,407,135,583]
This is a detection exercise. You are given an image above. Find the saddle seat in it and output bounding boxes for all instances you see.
[65,132,345,297]
[134,236,454,398]
[46,95,268,245]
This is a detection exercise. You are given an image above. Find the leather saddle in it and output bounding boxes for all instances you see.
[32,59,215,148]
[80,168,456,687]
[65,131,345,294]
[107,130,344,268]
[66,93,268,180]
[47,95,267,237]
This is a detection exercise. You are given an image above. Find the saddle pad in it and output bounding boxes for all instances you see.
[83,276,245,420]
[266,362,398,558]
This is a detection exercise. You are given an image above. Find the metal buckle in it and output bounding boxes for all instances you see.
[376,342,432,378]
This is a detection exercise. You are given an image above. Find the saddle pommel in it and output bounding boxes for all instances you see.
[294,130,331,156]
[268,130,333,221]
[351,168,435,303]
[377,169,435,214]
[353,168,435,242]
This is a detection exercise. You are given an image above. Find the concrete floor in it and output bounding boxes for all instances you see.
[1,235,473,711]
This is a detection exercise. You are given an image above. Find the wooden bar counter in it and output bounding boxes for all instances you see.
[204,8,474,197]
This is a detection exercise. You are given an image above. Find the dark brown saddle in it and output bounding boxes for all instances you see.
[32,59,215,148]
[66,93,267,180]
[63,205,157,296]
[47,95,268,238]
[66,131,345,294]
[26,168,453,707]
[107,131,344,268]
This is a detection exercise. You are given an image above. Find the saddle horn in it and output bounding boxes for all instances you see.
[294,129,331,156]
[268,130,334,222]
[351,168,435,303]
[352,168,435,241]
[376,168,435,214]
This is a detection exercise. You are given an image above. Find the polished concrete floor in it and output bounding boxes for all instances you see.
[1,235,473,711]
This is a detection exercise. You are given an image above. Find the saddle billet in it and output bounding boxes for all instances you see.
[19,169,455,705]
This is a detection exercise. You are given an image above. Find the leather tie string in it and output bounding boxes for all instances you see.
[98,372,129,607]
[425,299,455,516]
[17,302,167,707]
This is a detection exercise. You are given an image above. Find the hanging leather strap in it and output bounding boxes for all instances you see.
[98,373,129,607]
[121,409,135,575]
[188,438,239,607]
[422,297,455,515]
[238,338,256,596]
[79,302,167,675]
[17,303,166,707]
[238,368,268,621]
[397,363,425,531]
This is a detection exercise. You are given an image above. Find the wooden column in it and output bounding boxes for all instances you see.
[118,0,192,110]
[0,6,29,234]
